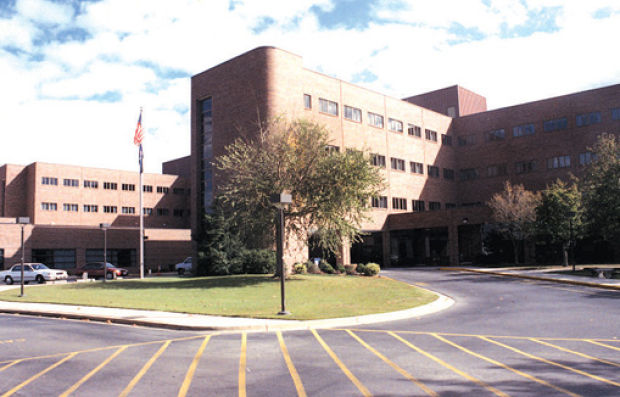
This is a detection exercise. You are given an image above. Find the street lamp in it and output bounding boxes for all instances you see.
[567,211,576,272]
[17,217,30,297]
[270,191,292,315]
[100,223,111,283]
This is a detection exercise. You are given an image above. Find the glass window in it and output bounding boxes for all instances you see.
[576,112,601,127]
[304,94,311,109]
[371,196,388,208]
[390,158,405,171]
[371,154,386,168]
[427,165,440,178]
[459,168,479,181]
[412,200,425,212]
[543,117,568,132]
[368,112,384,128]
[441,134,452,146]
[579,152,597,165]
[103,182,117,190]
[156,186,169,194]
[443,168,455,180]
[63,203,78,212]
[143,207,153,215]
[41,202,57,211]
[0,248,3,268]
[612,108,620,120]
[84,180,98,188]
[103,205,117,213]
[32,249,76,269]
[143,185,153,193]
[344,105,362,122]
[122,183,135,191]
[63,178,79,187]
[486,129,505,141]
[425,129,438,142]
[429,202,441,211]
[319,98,338,116]
[410,162,424,174]
[41,177,58,185]
[515,160,536,174]
[157,208,169,216]
[513,123,535,137]
[487,164,507,177]
[547,155,571,169]
[392,197,407,210]
[458,135,476,146]
[388,118,403,132]
[408,124,421,137]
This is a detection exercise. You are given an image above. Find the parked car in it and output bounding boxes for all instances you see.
[72,262,129,280]
[1,263,68,285]
[174,257,192,275]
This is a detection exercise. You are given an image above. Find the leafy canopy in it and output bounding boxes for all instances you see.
[535,179,582,245]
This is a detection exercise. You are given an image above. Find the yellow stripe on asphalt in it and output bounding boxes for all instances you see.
[479,336,620,387]
[277,331,307,397]
[389,332,510,397]
[0,360,22,373]
[119,340,171,397]
[178,335,211,397]
[311,329,372,396]
[530,338,620,368]
[239,332,247,397]
[1,352,77,397]
[432,333,581,397]
[585,339,620,352]
[59,345,128,397]
[346,330,437,396]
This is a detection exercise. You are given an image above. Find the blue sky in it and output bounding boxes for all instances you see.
[1,0,619,172]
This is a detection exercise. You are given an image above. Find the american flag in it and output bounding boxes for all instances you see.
[133,110,144,146]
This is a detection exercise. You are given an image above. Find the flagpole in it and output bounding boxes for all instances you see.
[138,107,145,280]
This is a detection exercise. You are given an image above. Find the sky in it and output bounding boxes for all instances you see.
[1,0,619,173]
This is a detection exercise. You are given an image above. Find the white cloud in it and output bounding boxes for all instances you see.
[15,0,74,25]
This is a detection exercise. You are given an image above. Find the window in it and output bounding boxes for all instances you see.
[513,123,535,137]
[543,117,568,132]
[0,249,3,268]
[319,98,338,116]
[86,248,136,268]
[344,105,362,122]
[388,118,403,132]
[157,208,169,216]
[103,205,117,213]
[368,112,384,128]
[576,112,601,127]
[429,202,441,211]
[390,158,405,171]
[441,134,452,146]
[371,154,386,168]
[41,177,58,185]
[325,145,340,154]
[486,129,505,141]
[443,168,455,180]
[63,178,79,187]
[459,168,479,181]
[143,207,153,215]
[173,188,185,195]
[547,155,571,169]
[392,197,407,210]
[304,94,311,109]
[445,203,457,209]
[410,161,424,174]
[157,186,169,194]
[32,249,76,269]
[83,204,98,213]
[427,165,440,178]
[122,206,135,214]
[371,196,388,208]
[173,209,184,217]
[425,129,437,142]
[487,164,507,177]
[412,200,425,212]
[63,203,78,212]
[447,106,456,117]
[408,124,421,137]
[579,152,597,165]
[41,202,57,211]
[515,160,536,174]
[612,108,620,120]
[103,182,117,190]
[122,183,135,191]
[458,135,476,146]
[84,180,98,188]
[143,185,153,193]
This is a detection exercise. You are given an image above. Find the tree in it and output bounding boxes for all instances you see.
[214,118,384,265]
[534,179,582,267]
[581,133,620,258]
[487,181,540,264]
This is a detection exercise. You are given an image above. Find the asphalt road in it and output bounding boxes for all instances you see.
[1,269,618,396]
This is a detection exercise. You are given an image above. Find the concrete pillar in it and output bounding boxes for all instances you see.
[382,230,391,268]
[337,238,351,266]
[448,223,459,266]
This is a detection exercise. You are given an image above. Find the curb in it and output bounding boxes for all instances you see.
[440,267,620,291]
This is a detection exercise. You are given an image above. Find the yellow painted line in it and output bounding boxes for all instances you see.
[389,332,510,397]
[277,331,307,397]
[311,329,372,396]
[346,330,437,396]
[586,339,620,352]
[119,340,171,397]
[479,336,620,387]
[239,333,247,397]
[0,338,26,345]
[59,345,128,397]
[1,352,77,397]
[530,339,620,368]
[178,335,211,397]
[432,334,581,397]
[0,359,22,373]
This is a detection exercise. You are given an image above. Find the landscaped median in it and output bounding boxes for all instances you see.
[0,274,437,320]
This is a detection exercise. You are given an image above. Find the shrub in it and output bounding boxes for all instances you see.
[294,262,307,274]
[318,259,336,274]
[335,263,346,274]
[344,264,357,275]
[356,263,366,275]
[306,260,321,274]
[240,249,276,274]
[362,263,381,276]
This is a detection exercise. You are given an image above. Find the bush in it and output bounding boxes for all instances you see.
[240,249,276,274]
[307,260,321,274]
[335,263,346,274]
[294,262,307,274]
[344,264,357,275]
[362,263,381,276]
[318,259,336,274]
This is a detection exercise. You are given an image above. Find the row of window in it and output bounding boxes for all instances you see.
[40,202,189,216]
[40,177,187,194]
[371,197,452,212]
[305,94,444,143]
[370,154,454,180]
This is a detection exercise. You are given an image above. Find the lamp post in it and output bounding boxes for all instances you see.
[567,211,576,272]
[270,191,292,315]
[100,223,111,283]
[16,217,30,297]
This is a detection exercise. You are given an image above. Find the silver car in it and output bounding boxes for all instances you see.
[1,263,68,285]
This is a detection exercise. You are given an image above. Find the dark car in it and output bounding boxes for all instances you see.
[73,262,129,279]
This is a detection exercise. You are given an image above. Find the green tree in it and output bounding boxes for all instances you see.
[487,181,541,264]
[535,179,582,267]
[214,118,384,264]
[581,133,620,258]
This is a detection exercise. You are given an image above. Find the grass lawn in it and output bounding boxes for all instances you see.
[0,274,437,320]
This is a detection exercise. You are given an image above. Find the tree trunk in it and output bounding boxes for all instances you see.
[512,240,519,265]
[562,242,569,267]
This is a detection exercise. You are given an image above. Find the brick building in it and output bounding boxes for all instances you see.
[190,46,620,267]
[0,161,192,270]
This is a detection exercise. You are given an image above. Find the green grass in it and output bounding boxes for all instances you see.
[0,274,437,320]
